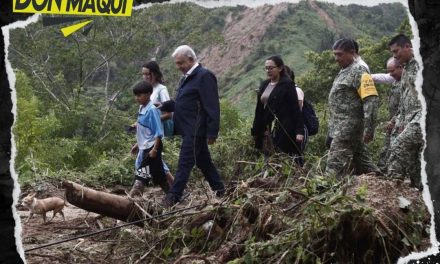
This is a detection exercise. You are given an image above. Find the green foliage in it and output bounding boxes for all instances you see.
[13,66,134,185]
[356,183,368,202]
[217,1,407,116]
[301,102,330,172]
[396,16,413,38]
[323,2,408,38]
[220,99,242,135]
[12,3,409,184]
[297,50,340,103]
[211,120,255,181]
[14,71,61,181]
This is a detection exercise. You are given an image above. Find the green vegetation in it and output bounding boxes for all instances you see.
[219,1,407,115]
[9,0,410,188]
[9,0,410,190]
[10,2,425,263]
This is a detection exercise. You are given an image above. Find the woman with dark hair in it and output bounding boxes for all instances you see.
[251,55,304,164]
[142,61,169,106]
[141,60,174,187]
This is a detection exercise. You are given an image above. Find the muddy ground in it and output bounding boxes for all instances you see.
[16,175,432,264]
[18,184,146,264]
[18,182,219,264]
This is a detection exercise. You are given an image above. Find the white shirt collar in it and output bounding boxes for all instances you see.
[185,62,199,76]
[139,101,153,114]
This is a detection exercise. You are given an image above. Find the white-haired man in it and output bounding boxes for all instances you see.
[164,45,225,205]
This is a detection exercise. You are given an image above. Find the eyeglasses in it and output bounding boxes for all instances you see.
[264,66,278,71]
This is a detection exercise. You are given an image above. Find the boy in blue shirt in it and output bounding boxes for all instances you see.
[130,81,169,197]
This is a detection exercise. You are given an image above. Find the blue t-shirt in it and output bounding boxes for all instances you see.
[136,101,163,150]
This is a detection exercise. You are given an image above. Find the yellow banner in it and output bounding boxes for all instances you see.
[13,0,133,16]
[357,73,378,100]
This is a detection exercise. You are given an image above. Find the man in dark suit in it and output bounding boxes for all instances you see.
[164,45,225,205]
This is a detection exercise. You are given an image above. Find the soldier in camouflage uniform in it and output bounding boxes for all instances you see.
[326,38,380,178]
[373,57,403,171]
[386,34,423,188]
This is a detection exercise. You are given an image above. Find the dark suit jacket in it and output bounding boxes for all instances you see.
[173,64,220,138]
[251,75,304,155]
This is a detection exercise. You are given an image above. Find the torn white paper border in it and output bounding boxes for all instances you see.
[2,13,40,264]
[397,2,439,264]
[2,0,434,263]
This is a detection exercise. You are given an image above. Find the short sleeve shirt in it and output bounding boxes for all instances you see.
[296,86,304,101]
[136,101,163,150]
[150,83,170,105]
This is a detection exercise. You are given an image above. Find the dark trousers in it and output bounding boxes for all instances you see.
[326,135,333,149]
[168,136,224,200]
[137,142,169,193]
[295,125,309,167]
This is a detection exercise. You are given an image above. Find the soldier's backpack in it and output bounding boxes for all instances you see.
[302,99,319,136]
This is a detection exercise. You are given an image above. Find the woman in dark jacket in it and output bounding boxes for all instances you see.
[251,55,305,162]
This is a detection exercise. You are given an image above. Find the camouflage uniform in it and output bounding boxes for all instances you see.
[326,62,380,177]
[387,57,423,187]
[388,82,402,122]
[377,80,401,170]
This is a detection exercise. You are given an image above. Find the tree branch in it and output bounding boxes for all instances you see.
[32,70,71,111]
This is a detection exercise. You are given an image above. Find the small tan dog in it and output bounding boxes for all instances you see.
[21,193,65,223]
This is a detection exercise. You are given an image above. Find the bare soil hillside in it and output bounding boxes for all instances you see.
[199,3,289,76]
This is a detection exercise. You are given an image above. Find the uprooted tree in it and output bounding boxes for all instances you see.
[62,164,429,264]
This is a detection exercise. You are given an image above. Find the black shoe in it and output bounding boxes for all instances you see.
[215,189,225,198]
[181,191,190,201]
[163,193,179,207]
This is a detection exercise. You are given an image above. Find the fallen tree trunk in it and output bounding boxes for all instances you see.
[63,180,144,227]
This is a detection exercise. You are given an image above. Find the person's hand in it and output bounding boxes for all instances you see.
[296,134,304,142]
[149,148,157,158]
[161,112,172,121]
[363,134,373,144]
[131,144,139,155]
[207,138,216,145]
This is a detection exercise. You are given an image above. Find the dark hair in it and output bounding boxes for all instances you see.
[353,39,359,54]
[388,34,411,48]
[284,65,296,84]
[159,100,175,112]
[142,60,164,84]
[266,55,286,76]
[132,80,153,95]
[332,38,357,53]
